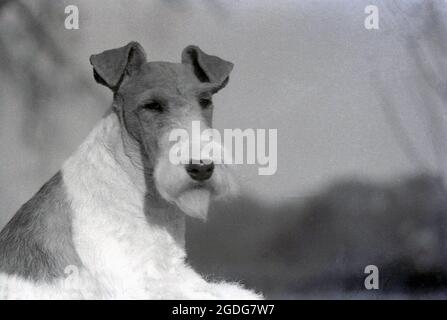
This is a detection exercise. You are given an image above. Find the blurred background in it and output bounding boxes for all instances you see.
[1,0,447,298]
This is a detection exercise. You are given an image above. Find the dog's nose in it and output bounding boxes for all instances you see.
[186,160,214,181]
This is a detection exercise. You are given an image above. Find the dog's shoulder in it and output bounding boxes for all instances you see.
[0,172,82,281]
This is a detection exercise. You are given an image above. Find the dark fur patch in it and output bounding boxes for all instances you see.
[0,172,82,281]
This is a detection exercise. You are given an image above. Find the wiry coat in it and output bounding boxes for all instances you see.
[0,42,262,299]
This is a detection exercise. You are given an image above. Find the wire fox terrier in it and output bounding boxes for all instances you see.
[0,42,262,299]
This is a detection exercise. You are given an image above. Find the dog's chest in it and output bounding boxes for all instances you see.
[64,204,185,298]
[60,115,187,296]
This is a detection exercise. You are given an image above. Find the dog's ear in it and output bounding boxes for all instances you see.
[181,45,233,92]
[90,41,146,92]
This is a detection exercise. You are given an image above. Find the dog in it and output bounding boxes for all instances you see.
[0,42,262,299]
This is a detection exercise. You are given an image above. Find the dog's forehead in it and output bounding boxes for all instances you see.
[135,61,200,93]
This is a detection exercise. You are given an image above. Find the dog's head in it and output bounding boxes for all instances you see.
[90,42,237,219]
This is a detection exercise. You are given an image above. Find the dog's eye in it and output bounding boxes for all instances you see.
[199,98,212,109]
[141,101,163,113]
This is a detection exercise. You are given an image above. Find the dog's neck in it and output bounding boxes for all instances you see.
[116,111,187,246]
[63,112,187,280]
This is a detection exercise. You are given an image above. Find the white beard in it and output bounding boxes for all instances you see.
[175,189,211,220]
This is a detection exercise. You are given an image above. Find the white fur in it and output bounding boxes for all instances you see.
[0,113,262,300]
[175,189,211,220]
[154,124,238,219]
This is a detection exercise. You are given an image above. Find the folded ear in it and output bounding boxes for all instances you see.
[181,45,233,92]
[90,41,146,92]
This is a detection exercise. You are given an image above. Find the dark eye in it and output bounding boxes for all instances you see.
[141,101,163,113]
[199,98,212,109]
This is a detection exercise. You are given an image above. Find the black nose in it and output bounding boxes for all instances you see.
[186,160,214,181]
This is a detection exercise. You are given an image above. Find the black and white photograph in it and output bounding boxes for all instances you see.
[0,0,447,306]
